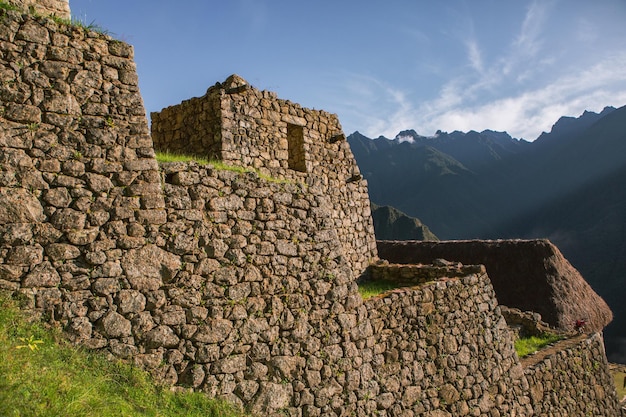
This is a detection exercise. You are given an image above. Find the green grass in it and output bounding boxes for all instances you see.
[155,151,296,185]
[514,333,563,358]
[358,280,403,300]
[0,1,19,12]
[156,150,211,165]
[0,293,247,417]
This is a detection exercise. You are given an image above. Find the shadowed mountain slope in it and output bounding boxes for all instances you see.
[349,105,626,361]
[370,203,438,241]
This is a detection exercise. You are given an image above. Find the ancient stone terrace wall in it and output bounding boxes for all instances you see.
[361,269,531,416]
[377,240,613,333]
[6,0,70,19]
[151,75,377,278]
[522,333,623,416]
[0,7,162,304]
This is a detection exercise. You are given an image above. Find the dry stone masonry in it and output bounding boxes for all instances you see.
[0,4,623,416]
[151,74,377,278]
[5,0,69,19]
[377,239,613,334]
[521,333,620,416]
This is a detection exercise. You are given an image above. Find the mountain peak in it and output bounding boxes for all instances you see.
[535,107,617,144]
[395,129,420,142]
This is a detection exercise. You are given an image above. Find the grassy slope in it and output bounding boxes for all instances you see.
[514,334,563,358]
[0,293,247,417]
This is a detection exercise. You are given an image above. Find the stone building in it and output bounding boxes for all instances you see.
[151,74,377,277]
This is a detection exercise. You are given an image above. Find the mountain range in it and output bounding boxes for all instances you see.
[349,105,626,363]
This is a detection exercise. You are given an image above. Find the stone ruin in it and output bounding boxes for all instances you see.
[151,74,377,278]
[0,2,623,416]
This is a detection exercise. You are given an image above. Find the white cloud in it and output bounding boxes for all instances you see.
[466,39,484,74]
[346,52,626,141]
[514,0,550,58]
[319,1,626,142]
[420,53,626,139]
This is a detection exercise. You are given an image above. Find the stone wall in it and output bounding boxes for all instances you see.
[361,270,531,417]
[0,9,623,417]
[377,240,613,333]
[0,6,161,306]
[6,0,70,19]
[522,333,624,416]
[151,74,377,278]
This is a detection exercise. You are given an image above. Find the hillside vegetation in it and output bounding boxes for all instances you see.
[0,293,246,417]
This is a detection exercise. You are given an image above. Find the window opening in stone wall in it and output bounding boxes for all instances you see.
[287,124,306,172]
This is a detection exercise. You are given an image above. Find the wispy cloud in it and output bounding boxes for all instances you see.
[319,0,626,142]
[513,0,550,58]
[466,39,484,74]
[500,0,552,80]
[344,51,626,141]
[418,53,626,140]
[575,18,598,43]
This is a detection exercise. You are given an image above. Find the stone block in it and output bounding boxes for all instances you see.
[99,311,132,338]
[45,243,80,260]
[0,188,45,223]
[144,325,179,349]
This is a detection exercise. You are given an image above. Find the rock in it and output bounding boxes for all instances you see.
[117,290,146,314]
[92,278,121,296]
[439,383,460,404]
[212,354,246,374]
[181,364,206,388]
[0,223,33,245]
[68,317,92,341]
[144,325,179,349]
[84,173,114,193]
[0,188,45,224]
[271,356,305,380]
[22,261,60,287]
[0,264,22,282]
[99,311,132,338]
[51,208,87,231]
[6,244,43,265]
[66,228,100,245]
[46,243,80,261]
[249,382,293,415]
[43,187,72,208]
[121,244,181,291]
[193,319,233,343]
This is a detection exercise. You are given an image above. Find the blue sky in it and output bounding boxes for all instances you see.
[70,0,626,141]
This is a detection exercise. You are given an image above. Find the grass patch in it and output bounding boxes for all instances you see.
[51,16,111,35]
[514,333,563,358]
[358,280,403,300]
[0,293,247,417]
[155,151,297,185]
[0,1,19,12]
[156,150,211,165]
